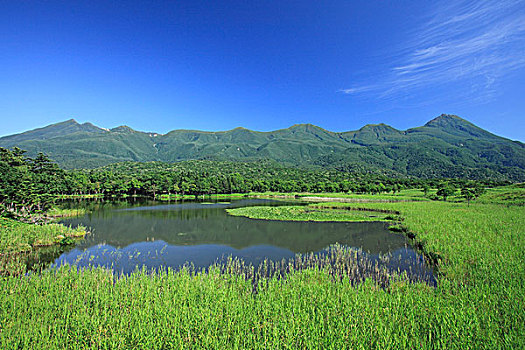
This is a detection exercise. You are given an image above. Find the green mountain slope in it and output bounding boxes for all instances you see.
[1,114,523,180]
[0,119,106,146]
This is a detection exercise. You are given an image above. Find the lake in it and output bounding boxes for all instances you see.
[40,198,434,283]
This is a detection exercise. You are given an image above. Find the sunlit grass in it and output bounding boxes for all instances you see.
[226,205,394,222]
[0,217,87,254]
[46,207,88,218]
[1,190,525,348]
[477,184,525,205]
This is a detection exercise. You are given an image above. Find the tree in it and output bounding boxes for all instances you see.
[130,178,143,196]
[30,153,59,175]
[461,184,485,206]
[473,184,486,199]
[172,183,180,196]
[392,184,400,194]
[461,187,475,206]
[421,184,430,196]
[437,184,455,201]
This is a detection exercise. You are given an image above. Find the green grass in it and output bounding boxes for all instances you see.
[226,205,394,222]
[46,207,88,218]
[477,184,525,205]
[0,217,87,254]
[156,193,250,201]
[297,190,431,202]
[56,193,105,199]
[1,191,525,348]
[1,266,439,349]
[0,217,88,276]
[156,189,434,202]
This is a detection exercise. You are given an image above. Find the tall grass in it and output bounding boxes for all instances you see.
[1,198,524,348]
[45,207,88,218]
[477,185,525,205]
[209,244,433,291]
[0,217,87,254]
[0,217,87,276]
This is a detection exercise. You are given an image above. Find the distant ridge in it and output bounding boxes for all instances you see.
[1,114,524,181]
[0,119,107,144]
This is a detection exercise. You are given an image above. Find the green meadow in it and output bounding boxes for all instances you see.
[0,217,87,255]
[227,205,395,222]
[0,187,523,348]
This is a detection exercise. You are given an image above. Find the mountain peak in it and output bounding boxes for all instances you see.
[0,118,105,146]
[358,123,399,133]
[56,118,79,125]
[111,125,136,133]
[361,122,385,128]
[0,115,523,180]
[414,114,503,140]
[424,114,469,127]
[288,123,328,133]
[290,123,314,128]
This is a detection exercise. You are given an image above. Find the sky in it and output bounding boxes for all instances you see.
[1,0,524,141]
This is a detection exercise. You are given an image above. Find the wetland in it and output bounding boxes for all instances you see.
[34,198,434,283]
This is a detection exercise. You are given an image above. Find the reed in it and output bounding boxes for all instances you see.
[1,194,524,348]
[45,207,88,218]
[205,244,434,293]
[0,217,87,255]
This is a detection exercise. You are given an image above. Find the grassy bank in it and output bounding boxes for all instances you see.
[477,184,525,205]
[227,204,395,222]
[156,193,250,201]
[46,207,88,218]
[249,189,430,202]
[0,217,87,255]
[156,188,433,202]
[1,192,524,348]
[56,194,105,199]
[298,190,430,202]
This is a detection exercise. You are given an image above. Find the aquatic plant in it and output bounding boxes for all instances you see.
[0,217,87,265]
[226,205,394,222]
[206,244,434,292]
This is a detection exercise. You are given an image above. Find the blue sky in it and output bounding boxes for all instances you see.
[1,0,524,141]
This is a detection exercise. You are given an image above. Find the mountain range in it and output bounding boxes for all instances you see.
[1,114,524,181]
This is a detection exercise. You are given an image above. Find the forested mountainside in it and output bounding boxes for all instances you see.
[1,114,523,181]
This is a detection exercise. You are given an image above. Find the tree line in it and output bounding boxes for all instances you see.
[0,147,500,216]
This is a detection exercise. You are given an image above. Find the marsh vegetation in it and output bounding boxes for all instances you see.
[226,204,396,222]
[1,191,524,348]
[1,148,524,348]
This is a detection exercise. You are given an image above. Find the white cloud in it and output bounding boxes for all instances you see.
[341,0,525,100]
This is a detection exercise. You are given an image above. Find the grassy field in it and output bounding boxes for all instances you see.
[298,190,430,201]
[1,187,524,348]
[477,184,525,205]
[0,218,87,255]
[0,217,88,276]
[46,207,88,218]
[156,189,432,202]
[247,189,431,202]
[157,193,250,201]
[227,205,396,222]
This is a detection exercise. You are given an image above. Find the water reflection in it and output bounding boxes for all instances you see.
[54,198,433,282]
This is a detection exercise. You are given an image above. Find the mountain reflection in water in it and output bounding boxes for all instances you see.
[51,198,433,283]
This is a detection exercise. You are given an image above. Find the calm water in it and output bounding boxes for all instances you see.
[37,198,433,280]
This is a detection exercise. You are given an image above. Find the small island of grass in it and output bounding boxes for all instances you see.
[0,217,88,255]
[46,207,88,218]
[226,204,394,222]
